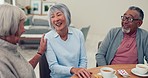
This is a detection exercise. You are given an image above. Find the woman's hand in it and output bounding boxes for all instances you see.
[38,34,47,55]
[70,67,92,78]
[29,34,47,68]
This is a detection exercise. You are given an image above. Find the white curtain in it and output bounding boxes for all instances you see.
[12,0,16,5]
[0,0,4,4]
[1,0,15,6]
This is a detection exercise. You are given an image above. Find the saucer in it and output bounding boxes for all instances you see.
[131,68,148,77]
[97,73,118,78]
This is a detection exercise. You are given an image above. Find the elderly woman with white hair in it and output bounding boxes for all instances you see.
[0,4,47,78]
[45,3,91,78]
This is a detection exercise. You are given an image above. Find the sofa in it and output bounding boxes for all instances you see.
[19,15,51,48]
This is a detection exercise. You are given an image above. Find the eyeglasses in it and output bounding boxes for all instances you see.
[121,16,140,22]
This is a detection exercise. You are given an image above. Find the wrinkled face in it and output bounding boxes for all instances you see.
[14,19,25,43]
[121,10,142,34]
[4,19,25,44]
[50,10,67,31]
[17,19,25,37]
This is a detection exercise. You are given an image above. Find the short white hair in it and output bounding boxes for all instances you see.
[47,3,71,29]
[0,4,26,37]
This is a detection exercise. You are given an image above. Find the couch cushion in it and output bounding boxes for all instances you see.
[25,15,33,25]
[23,26,50,34]
[32,15,49,26]
[33,19,49,26]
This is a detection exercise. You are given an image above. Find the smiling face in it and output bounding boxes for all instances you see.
[121,10,142,34]
[50,10,67,32]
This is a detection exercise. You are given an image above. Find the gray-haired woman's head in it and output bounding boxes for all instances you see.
[0,4,26,37]
[47,3,71,29]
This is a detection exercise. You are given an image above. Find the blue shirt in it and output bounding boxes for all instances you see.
[45,27,87,78]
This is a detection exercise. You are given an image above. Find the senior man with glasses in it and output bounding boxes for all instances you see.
[96,6,148,66]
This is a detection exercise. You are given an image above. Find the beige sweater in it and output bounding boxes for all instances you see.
[0,39,36,78]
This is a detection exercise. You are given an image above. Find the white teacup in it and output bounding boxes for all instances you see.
[136,64,148,75]
[100,67,116,78]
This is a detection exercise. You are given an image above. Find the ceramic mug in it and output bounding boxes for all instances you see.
[136,64,148,75]
[100,67,116,78]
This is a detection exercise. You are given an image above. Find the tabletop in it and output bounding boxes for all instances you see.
[70,64,143,78]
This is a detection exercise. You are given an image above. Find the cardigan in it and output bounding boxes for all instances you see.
[0,39,36,78]
[96,27,148,66]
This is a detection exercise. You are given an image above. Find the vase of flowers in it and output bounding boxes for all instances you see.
[25,6,31,14]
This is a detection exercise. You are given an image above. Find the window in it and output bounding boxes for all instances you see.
[4,0,15,6]
[0,0,4,4]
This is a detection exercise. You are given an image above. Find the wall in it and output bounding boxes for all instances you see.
[16,0,30,7]
[21,0,148,38]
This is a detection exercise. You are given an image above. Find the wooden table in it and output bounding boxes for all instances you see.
[71,64,141,78]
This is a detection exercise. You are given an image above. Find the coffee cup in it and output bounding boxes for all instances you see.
[100,67,116,78]
[136,64,148,75]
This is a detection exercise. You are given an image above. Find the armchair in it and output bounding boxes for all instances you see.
[39,54,51,78]
[96,41,102,67]
[80,25,90,41]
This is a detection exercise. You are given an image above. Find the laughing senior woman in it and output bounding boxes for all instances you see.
[0,4,46,78]
[45,3,91,78]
